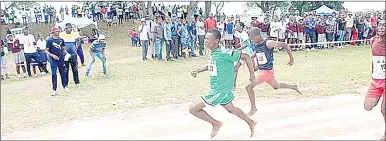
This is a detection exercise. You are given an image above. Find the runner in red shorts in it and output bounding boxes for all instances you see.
[245,27,302,117]
[363,23,385,141]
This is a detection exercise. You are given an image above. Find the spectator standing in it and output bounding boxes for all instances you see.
[129,27,139,47]
[117,6,124,24]
[6,34,27,78]
[20,29,48,77]
[187,18,197,57]
[345,13,354,43]
[46,27,69,96]
[224,16,234,48]
[260,18,270,39]
[316,19,326,49]
[1,39,9,79]
[20,8,27,25]
[335,13,346,47]
[325,15,336,48]
[305,14,316,50]
[205,13,217,32]
[163,18,173,61]
[139,18,150,60]
[196,16,206,56]
[59,23,80,87]
[154,17,164,61]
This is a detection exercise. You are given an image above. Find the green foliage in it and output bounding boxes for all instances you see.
[247,1,344,14]
[5,1,40,10]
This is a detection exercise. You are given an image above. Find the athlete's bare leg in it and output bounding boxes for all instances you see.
[245,79,262,117]
[266,78,302,95]
[233,61,242,90]
[189,99,223,138]
[250,55,257,71]
[222,102,257,137]
[364,92,385,140]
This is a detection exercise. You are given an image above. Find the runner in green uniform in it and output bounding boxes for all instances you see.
[189,29,257,138]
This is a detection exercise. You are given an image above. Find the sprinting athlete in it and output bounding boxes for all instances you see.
[363,23,385,141]
[189,29,257,138]
[233,22,257,89]
[246,27,302,116]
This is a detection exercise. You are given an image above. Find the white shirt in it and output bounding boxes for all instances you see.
[139,24,149,40]
[217,22,225,35]
[197,21,205,35]
[270,21,281,37]
[36,39,46,50]
[19,34,37,53]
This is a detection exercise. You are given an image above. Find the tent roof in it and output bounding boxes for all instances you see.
[315,5,339,15]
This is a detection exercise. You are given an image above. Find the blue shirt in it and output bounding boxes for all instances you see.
[305,19,316,34]
[254,40,274,70]
[171,23,179,36]
[46,37,65,62]
[226,22,234,34]
[90,40,107,53]
[187,23,197,36]
[163,24,172,40]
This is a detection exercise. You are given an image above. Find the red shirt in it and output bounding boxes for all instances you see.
[205,18,217,31]
[297,22,305,33]
[7,39,21,53]
[251,21,260,28]
[101,8,106,14]
[129,31,138,37]
[133,7,137,12]
[372,36,386,56]
[316,24,326,34]
[287,22,297,32]
[371,16,377,28]
[260,23,269,32]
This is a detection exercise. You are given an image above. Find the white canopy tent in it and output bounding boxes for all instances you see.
[315,5,339,16]
[54,16,98,29]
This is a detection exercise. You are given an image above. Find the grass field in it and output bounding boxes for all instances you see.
[0,41,373,137]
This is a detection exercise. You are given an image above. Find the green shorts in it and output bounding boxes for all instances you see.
[201,91,235,106]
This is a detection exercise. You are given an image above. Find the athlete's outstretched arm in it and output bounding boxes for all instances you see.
[236,41,248,51]
[240,53,257,82]
[191,65,208,77]
[267,41,294,66]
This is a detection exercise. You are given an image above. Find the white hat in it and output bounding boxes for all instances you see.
[98,34,106,40]
[141,18,145,21]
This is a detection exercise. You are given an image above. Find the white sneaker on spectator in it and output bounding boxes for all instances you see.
[41,72,47,75]
[76,84,81,88]
[51,91,57,96]
[64,87,69,92]
[311,48,317,51]
[306,49,311,51]
[337,46,342,48]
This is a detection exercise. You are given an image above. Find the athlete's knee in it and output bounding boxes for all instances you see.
[364,104,374,111]
[189,104,199,114]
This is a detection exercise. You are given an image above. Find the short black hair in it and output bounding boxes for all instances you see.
[237,22,245,29]
[207,28,221,41]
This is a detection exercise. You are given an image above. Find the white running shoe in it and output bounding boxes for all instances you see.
[51,91,57,96]
[76,84,80,88]
[41,72,47,75]
[64,87,69,92]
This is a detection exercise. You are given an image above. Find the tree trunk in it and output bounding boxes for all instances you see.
[186,1,199,20]
[146,1,152,17]
[204,1,211,18]
[140,2,146,18]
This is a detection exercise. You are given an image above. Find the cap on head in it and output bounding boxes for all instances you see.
[141,18,146,22]
[51,27,59,33]
[65,23,72,28]
[98,34,106,40]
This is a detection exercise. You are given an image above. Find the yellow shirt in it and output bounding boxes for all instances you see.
[345,17,354,28]
[59,32,79,43]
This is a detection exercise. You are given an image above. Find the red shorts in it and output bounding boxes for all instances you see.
[257,69,275,85]
[366,79,385,98]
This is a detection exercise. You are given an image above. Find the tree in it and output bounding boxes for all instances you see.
[4,1,40,10]
[186,1,199,20]
[204,1,211,18]
[213,2,225,16]
[247,1,344,15]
